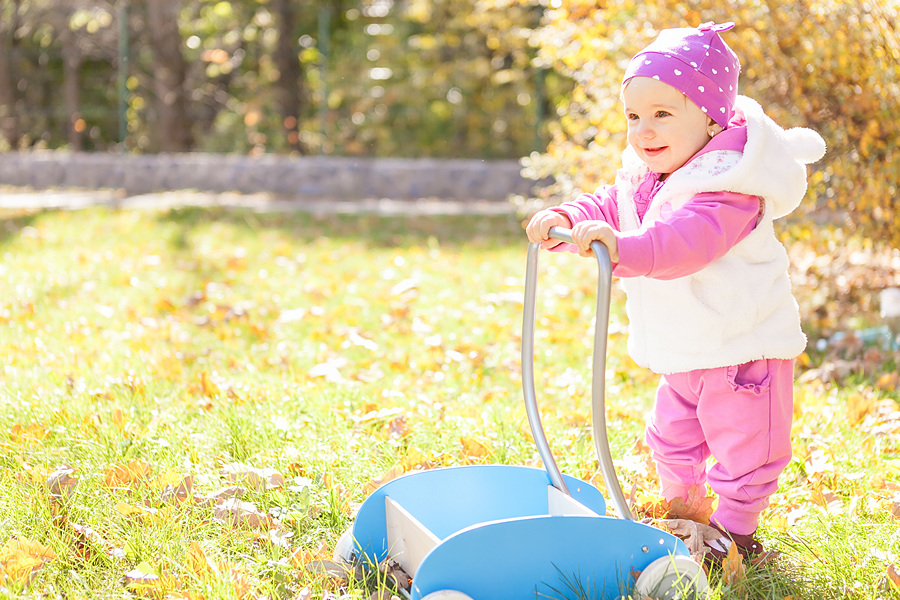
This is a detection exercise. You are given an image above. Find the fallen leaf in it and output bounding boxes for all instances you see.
[290,541,331,568]
[46,465,78,497]
[722,543,745,585]
[665,485,716,524]
[104,460,153,490]
[362,464,407,497]
[229,564,254,599]
[651,518,722,559]
[115,502,161,521]
[194,485,245,507]
[221,463,285,491]
[9,423,48,444]
[304,560,353,582]
[0,537,57,586]
[213,497,268,529]
[261,528,293,549]
[887,564,900,589]
[124,560,167,597]
[160,472,193,503]
[184,542,217,578]
[459,436,491,461]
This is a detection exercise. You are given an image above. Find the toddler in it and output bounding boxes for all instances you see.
[526,22,825,562]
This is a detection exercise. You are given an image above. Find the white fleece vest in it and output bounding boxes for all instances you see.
[614,96,826,374]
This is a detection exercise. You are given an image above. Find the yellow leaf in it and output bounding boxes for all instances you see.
[362,464,408,497]
[459,436,491,461]
[184,542,217,578]
[722,542,746,585]
[104,460,153,489]
[0,537,56,586]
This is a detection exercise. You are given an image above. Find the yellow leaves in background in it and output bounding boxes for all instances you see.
[9,423,48,445]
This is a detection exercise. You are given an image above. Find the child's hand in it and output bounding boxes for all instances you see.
[525,210,572,249]
[572,221,619,262]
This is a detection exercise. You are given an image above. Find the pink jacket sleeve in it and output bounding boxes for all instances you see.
[547,185,622,253]
[549,188,761,280]
[615,191,761,280]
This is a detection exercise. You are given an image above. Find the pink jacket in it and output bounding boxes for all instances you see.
[551,125,760,280]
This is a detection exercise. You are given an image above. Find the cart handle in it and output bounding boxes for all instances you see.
[522,226,634,521]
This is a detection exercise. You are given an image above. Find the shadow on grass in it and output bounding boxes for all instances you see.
[0,209,41,245]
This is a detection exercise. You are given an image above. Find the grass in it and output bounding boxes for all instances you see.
[0,205,898,599]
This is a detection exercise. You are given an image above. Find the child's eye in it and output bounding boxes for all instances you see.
[655,111,671,118]
[627,113,639,121]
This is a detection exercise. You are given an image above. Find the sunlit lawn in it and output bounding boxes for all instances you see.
[1,206,898,599]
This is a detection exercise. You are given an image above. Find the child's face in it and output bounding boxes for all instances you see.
[622,77,714,176]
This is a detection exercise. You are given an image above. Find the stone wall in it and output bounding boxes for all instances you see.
[0,151,543,201]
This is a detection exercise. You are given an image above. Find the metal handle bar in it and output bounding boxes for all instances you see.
[521,226,634,520]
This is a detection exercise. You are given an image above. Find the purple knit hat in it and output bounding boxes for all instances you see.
[622,22,741,127]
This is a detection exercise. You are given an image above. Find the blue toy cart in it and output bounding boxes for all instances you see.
[339,228,708,599]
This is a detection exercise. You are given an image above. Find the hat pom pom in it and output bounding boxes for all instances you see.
[783,127,826,164]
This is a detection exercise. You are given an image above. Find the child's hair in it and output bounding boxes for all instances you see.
[622,22,741,128]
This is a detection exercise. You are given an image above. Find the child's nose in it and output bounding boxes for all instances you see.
[637,121,655,138]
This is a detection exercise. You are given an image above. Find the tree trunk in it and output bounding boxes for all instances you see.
[0,0,21,148]
[61,15,83,151]
[145,0,193,152]
[271,0,305,153]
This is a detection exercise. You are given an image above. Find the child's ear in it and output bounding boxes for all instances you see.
[707,118,724,138]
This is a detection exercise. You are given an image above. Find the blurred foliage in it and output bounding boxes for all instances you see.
[0,0,563,158]
[3,0,900,247]
[524,0,900,247]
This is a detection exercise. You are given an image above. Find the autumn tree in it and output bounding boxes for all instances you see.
[526,0,900,247]
[0,0,22,149]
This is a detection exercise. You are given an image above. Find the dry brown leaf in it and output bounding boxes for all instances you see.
[722,543,746,585]
[221,463,285,492]
[160,472,194,504]
[213,497,268,529]
[887,564,900,589]
[123,561,167,597]
[665,485,716,524]
[651,518,722,559]
[304,559,353,582]
[260,528,294,549]
[46,465,78,497]
[66,522,125,561]
[195,485,246,507]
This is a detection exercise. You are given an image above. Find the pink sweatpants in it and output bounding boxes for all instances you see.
[645,358,794,535]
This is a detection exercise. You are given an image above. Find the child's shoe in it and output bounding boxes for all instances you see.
[703,525,769,569]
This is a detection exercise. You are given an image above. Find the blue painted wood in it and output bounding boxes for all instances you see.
[351,465,606,563]
[410,515,690,600]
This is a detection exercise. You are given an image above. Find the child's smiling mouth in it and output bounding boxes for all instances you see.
[643,146,667,157]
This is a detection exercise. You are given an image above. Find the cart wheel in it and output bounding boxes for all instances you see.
[421,591,475,600]
[332,529,356,564]
[634,555,708,600]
